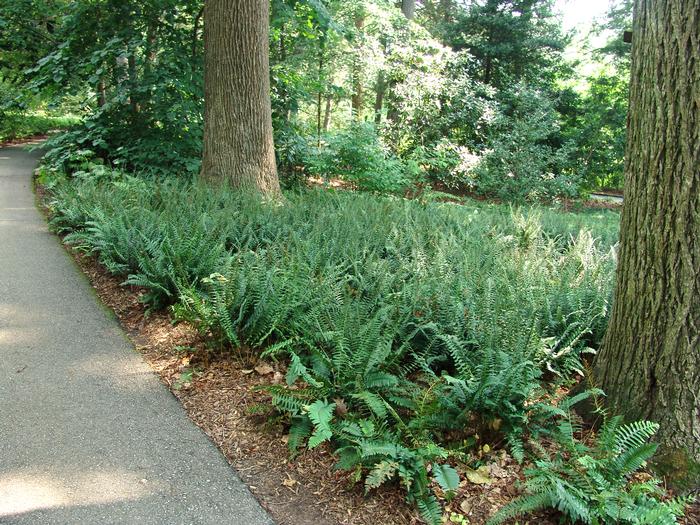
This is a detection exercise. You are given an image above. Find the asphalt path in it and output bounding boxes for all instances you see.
[0,144,272,525]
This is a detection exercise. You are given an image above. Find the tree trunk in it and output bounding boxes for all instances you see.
[127,54,138,114]
[200,0,280,195]
[97,79,106,107]
[592,0,700,490]
[440,0,452,22]
[374,70,386,125]
[317,44,325,145]
[401,0,415,20]
[323,96,332,131]
[351,11,365,120]
[191,7,203,65]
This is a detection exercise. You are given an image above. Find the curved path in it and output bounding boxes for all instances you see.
[0,145,272,525]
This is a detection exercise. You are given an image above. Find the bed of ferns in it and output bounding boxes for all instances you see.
[40,164,690,524]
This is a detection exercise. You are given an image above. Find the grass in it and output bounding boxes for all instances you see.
[0,111,81,143]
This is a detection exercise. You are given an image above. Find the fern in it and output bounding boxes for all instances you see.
[306,400,335,449]
[488,414,690,525]
[365,460,399,492]
[432,463,460,495]
[43,166,631,524]
[416,494,443,525]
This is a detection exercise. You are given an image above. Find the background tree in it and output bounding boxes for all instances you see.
[592,0,699,489]
[566,0,632,191]
[200,0,280,194]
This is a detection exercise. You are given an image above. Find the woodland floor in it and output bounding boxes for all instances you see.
[29,145,697,525]
[52,215,699,525]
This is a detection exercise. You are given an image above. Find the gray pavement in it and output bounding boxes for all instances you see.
[0,145,273,525]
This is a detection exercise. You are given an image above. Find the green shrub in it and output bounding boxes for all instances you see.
[473,85,580,202]
[306,123,420,193]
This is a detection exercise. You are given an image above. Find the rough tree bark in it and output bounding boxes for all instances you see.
[592,0,699,489]
[200,0,280,195]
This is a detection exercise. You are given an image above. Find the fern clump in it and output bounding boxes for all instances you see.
[41,164,635,524]
[488,412,693,525]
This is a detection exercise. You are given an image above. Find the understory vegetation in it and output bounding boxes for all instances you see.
[0,111,80,143]
[2,0,631,199]
[7,0,695,521]
[39,162,690,524]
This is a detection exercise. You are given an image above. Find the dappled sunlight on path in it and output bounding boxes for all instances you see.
[0,468,158,516]
[0,145,272,524]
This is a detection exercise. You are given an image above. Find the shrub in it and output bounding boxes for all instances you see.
[306,123,419,193]
[473,84,580,202]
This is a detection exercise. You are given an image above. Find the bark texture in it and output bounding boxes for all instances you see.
[200,0,280,194]
[593,0,700,489]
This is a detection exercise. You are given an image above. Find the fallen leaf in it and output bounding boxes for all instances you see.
[464,466,492,485]
[489,463,508,479]
[255,363,274,375]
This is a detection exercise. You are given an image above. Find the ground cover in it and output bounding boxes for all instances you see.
[36,164,694,524]
[0,111,80,144]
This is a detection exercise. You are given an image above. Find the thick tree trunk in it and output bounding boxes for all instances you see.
[592,0,699,490]
[200,0,280,195]
[401,0,415,20]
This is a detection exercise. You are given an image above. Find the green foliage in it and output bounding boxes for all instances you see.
[488,413,693,525]
[25,0,204,175]
[306,123,419,193]
[0,111,80,143]
[432,463,460,496]
[472,84,580,202]
[43,166,626,523]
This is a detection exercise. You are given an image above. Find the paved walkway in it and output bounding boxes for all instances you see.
[0,145,272,524]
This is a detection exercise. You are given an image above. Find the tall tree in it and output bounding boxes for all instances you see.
[592,0,699,489]
[200,0,280,194]
[350,5,366,120]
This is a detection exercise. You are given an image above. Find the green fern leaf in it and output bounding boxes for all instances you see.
[432,463,460,495]
[365,460,399,493]
[416,494,443,525]
[305,400,335,449]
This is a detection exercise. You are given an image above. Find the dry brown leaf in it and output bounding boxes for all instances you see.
[283,476,298,488]
[255,363,274,375]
